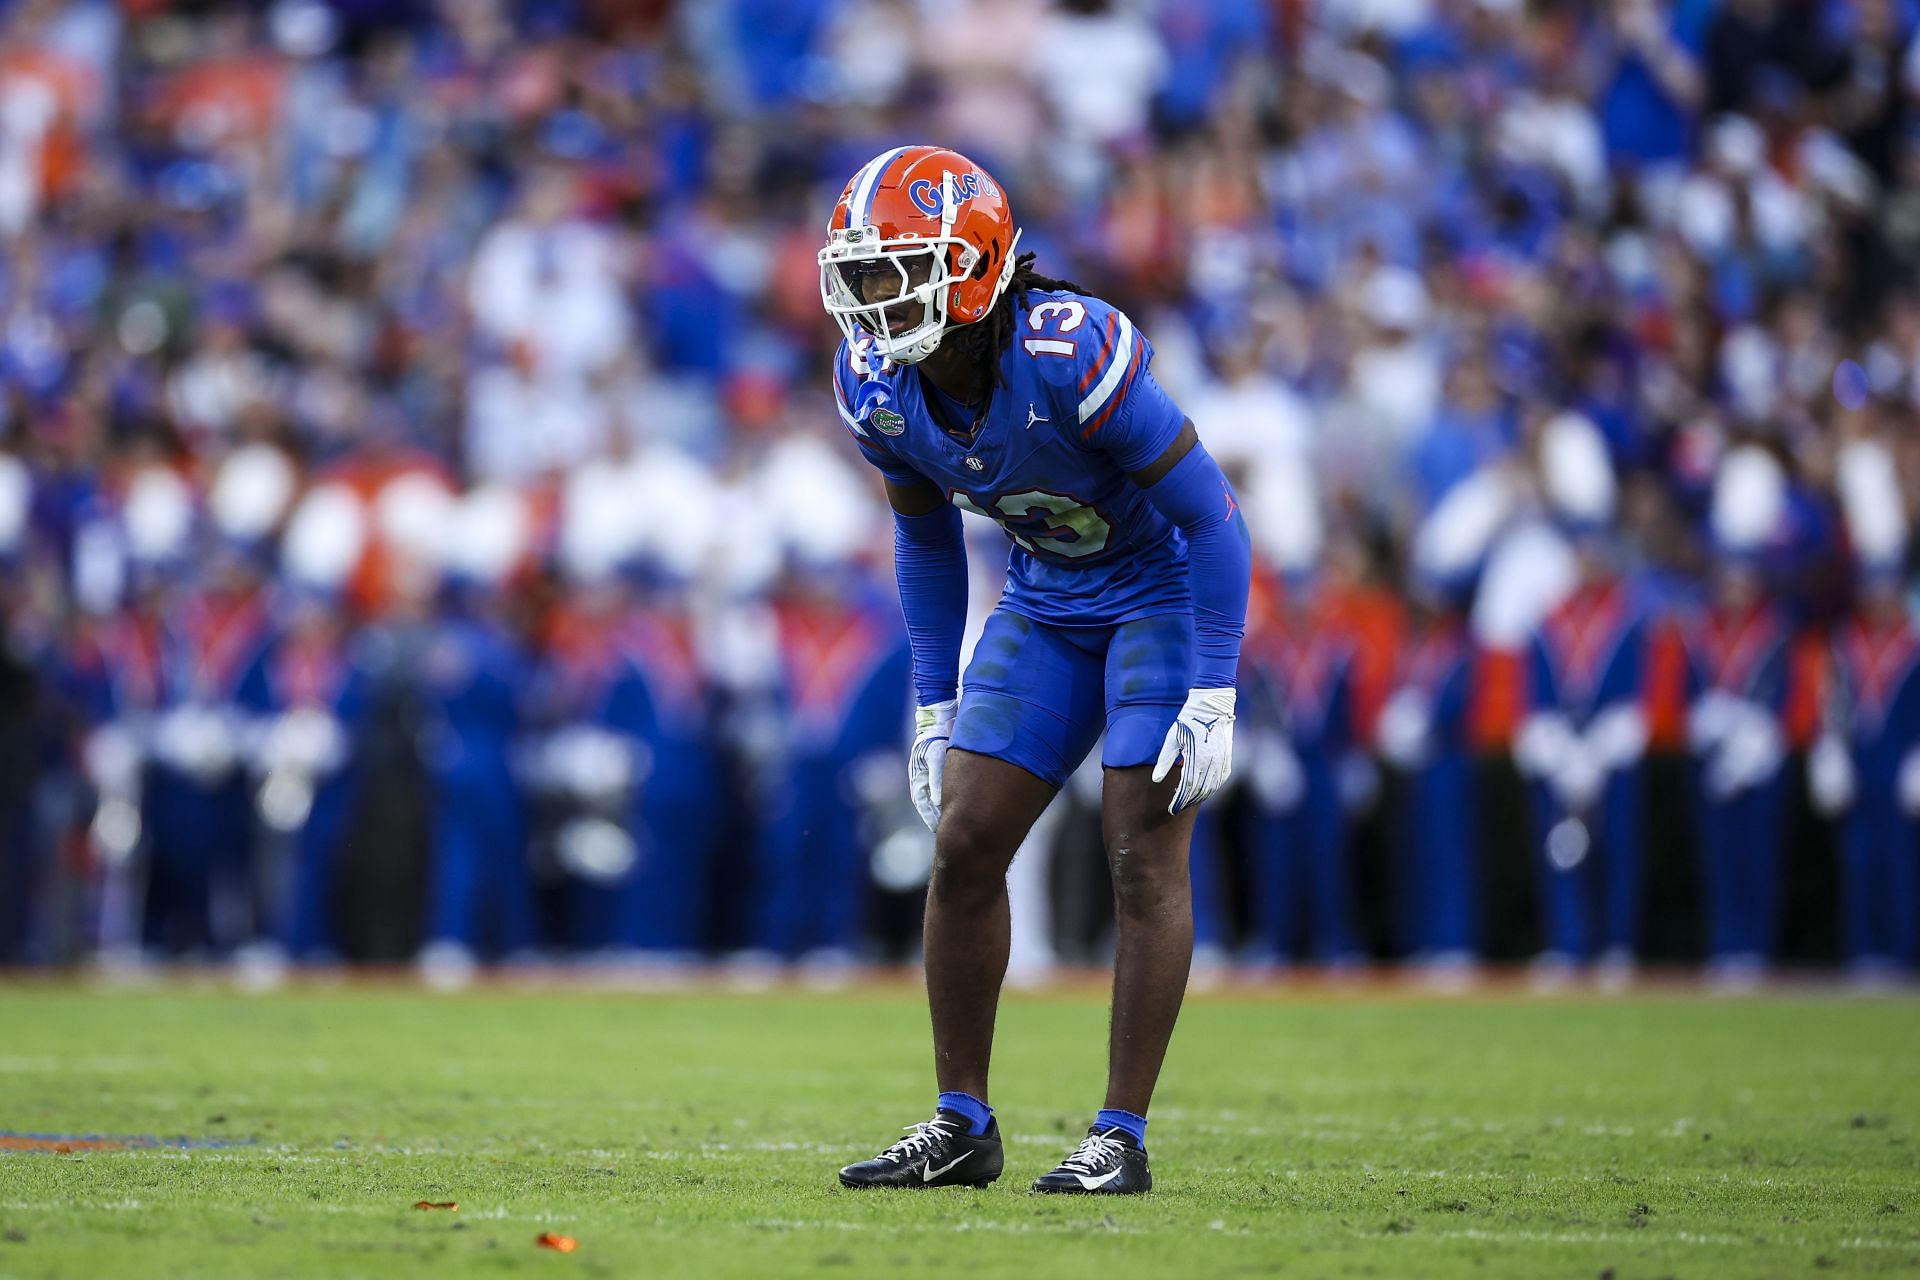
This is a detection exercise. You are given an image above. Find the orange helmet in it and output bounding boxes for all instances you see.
[818,144,1022,364]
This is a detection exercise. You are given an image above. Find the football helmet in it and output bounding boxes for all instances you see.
[819,144,1021,363]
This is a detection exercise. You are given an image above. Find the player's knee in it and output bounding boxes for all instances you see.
[929,813,1013,909]
[1108,832,1184,921]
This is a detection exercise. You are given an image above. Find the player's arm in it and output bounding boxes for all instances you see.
[886,475,968,833]
[1129,418,1253,813]
[832,338,968,828]
[886,474,968,708]
[1128,420,1251,690]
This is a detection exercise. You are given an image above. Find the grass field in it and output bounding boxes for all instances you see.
[0,982,1916,1278]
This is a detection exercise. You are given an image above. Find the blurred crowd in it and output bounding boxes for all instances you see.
[1,0,1919,980]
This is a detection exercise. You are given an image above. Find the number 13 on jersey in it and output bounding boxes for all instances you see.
[954,488,1113,559]
[1022,299,1085,359]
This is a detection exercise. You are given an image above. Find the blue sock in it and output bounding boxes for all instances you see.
[1095,1108,1148,1150]
[937,1091,994,1136]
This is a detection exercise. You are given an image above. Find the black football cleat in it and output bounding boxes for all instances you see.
[838,1111,1004,1189]
[1031,1127,1152,1195]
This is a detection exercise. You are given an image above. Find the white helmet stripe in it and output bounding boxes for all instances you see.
[851,146,911,228]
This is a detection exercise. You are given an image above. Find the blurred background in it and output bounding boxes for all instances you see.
[0,0,1916,986]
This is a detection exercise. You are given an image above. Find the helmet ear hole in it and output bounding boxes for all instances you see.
[972,242,998,281]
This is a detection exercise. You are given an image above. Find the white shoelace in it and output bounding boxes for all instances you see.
[882,1116,961,1162]
[1058,1129,1126,1174]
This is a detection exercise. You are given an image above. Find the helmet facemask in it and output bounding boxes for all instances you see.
[819,163,1021,364]
[820,235,970,363]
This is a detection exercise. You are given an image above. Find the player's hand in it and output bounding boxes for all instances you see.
[1152,687,1236,814]
[909,699,957,833]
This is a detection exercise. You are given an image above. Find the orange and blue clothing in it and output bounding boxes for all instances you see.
[420,610,535,959]
[267,623,371,959]
[752,592,910,957]
[607,603,721,954]
[73,589,273,955]
[1390,618,1480,958]
[1682,600,1792,962]
[1829,613,1920,969]
[1241,605,1361,964]
[1521,579,1649,960]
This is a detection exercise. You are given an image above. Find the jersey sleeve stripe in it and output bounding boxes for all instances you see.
[1076,311,1138,428]
[1077,313,1119,394]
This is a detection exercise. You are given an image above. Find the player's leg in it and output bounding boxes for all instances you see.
[925,610,1105,1101]
[1098,761,1198,1115]
[922,746,1058,1097]
[840,609,1104,1189]
[1027,774,1192,1198]
[1033,613,1194,1195]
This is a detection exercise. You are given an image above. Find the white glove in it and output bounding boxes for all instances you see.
[1153,687,1236,814]
[543,725,645,803]
[83,723,144,797]
[255,708,348,779]
[1809,734,1856,816]
[1246,728,1304,811]
[1552,742,1605,813]
[909,699,956,833]
[1376,689,1433,768]
[152,704,242,784]
[1704,703,1782,799]
[1688,690,1739,753]
[1514,713,1575,779]
[1587,703,1649,772]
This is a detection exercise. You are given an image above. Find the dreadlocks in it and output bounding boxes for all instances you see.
[945,252,1090,392]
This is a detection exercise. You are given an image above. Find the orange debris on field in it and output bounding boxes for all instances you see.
[535,1233,579,1252]
[0,1135,129,1153]
[412,1201,458,1211]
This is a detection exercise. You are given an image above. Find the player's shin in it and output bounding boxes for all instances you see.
[920,749,1056,1101]
[1099,764,1200,1117]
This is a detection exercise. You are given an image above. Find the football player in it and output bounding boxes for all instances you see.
[820,146,1251,1195]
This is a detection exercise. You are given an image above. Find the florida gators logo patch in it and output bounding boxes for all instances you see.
[871,408,907,436]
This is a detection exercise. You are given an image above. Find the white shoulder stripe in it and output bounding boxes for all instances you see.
[1076,312,1135,424]
[851,146,910,228]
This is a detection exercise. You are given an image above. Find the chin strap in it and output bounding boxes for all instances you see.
[848,334,898,424]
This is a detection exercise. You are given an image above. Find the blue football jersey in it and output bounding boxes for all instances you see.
[832,290,1190,629]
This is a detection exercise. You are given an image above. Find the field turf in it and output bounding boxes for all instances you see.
[0,982,1915,1278]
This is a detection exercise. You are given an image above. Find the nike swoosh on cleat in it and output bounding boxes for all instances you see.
[922,1153,971,1182]
[1073,1166,1125,1190]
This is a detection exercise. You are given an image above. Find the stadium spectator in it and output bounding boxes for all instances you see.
[0,0,1914,981]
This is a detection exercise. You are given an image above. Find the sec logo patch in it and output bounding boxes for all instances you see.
[871,408,906,436]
